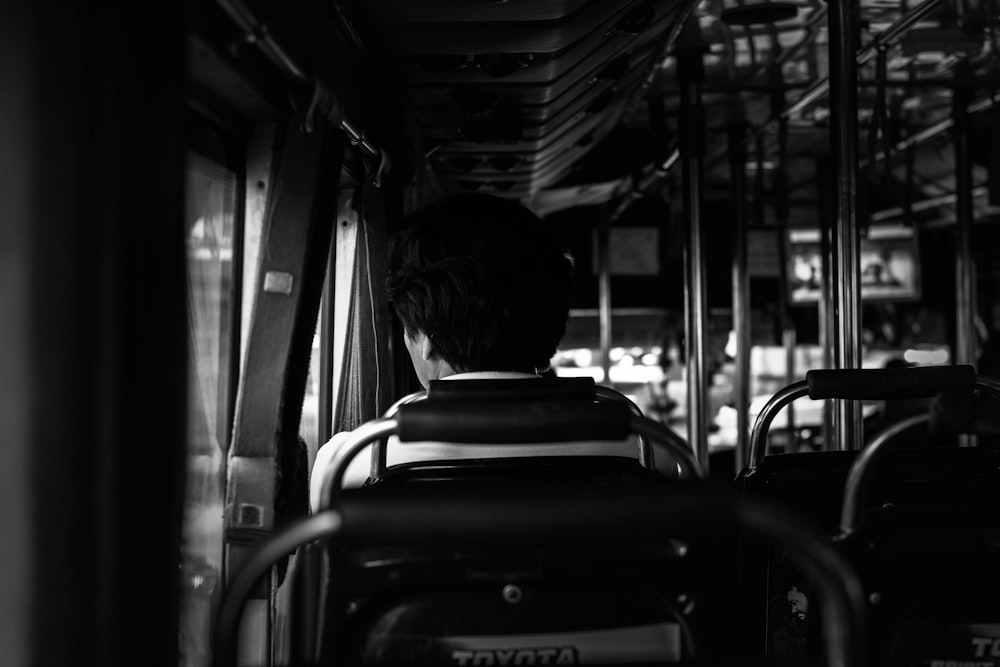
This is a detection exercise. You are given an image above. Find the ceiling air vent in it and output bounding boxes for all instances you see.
[457,108,524,142]
[449,156,482,172]
[613,1,656,35]
[411,54,467,73]
[598,54,630,81]
[448,90,502,118]
[473,53,534,78]
[586,90,615,115]
[488,156,522,172]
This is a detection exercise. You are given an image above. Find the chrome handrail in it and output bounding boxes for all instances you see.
[746,380,810,474]
[594,385,657,469]
[838,414,929,535]
[370,390,427,479]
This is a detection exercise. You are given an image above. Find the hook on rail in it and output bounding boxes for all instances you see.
[298,67,391,188]
[371,149,391,189]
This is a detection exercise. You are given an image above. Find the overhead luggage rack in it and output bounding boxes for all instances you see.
[354,0,697,195]
[362,0,593,24]
[382,2,663,62]
[397,4,674,86]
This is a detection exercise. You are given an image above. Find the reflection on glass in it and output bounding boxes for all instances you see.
[180,151,236,667]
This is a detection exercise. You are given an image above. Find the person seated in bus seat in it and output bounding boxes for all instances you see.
[309,193,657,510]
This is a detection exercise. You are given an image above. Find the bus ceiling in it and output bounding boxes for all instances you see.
[203,0,1000,225]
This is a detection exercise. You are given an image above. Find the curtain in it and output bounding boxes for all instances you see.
[334,176,393,433]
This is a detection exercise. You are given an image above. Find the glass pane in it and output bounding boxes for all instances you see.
[180,150,237,667]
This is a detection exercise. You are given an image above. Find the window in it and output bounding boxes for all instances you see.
[180,146,240,667]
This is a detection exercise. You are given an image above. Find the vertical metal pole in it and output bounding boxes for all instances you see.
[783,327,798,449]
[597,223,613,384]
[730,123,751,473]
[953,77,978,447]
[774,117,796,449]
[753,134,766,228]
[954,82,977,369]
[677,21,709,472]
[817,157,835,451]
[828,0,864,451]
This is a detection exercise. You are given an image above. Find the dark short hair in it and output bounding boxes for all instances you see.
[386,193,574,373]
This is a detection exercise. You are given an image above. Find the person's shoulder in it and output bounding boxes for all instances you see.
[313,431,354,471]
[321,430,353,448]
[309,430,356,512]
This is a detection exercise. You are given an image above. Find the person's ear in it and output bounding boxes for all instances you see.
[419,332,435,361]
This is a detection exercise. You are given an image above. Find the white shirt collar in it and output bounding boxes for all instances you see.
[440,371,540,381]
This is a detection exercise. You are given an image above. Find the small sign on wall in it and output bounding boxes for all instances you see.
[593,227,660,276]
[748,229,780,277]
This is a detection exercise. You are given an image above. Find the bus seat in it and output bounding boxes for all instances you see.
[734,366,1000,665]
[293,382,714,664]
[836,461,1000,665]
[320,486,705,665]
[217,485,868,667]
[835,416,1000,667]
[740,447,1000,662]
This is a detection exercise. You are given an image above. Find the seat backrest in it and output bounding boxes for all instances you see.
[735,366,1000,664]
[835,433,1000,667]
[303,385,708,665]
[736,447,1000,660]
[327,503,700,665]
[271,485,865,667]
[214,484,871,667]
[323,377,698,507]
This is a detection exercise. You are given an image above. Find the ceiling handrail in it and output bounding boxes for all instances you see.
[214,0,390,183]
[781,0,943,120]
[863,87,1000,167]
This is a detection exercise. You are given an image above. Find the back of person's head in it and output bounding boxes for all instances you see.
[386,193,573,373]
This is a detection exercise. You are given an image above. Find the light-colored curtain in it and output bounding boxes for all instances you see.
[180,151,237,667]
